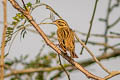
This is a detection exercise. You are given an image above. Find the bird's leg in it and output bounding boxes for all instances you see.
[55,44,63,51]
[55,44,67,54]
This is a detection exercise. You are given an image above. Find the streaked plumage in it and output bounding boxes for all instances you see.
[53,19,78,58]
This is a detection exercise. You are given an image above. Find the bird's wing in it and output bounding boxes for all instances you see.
[65,29,75,51]
[57,28,69,52]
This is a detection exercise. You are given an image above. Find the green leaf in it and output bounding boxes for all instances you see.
[13,16,20,22]
[12,21,18,25]
[27,2,32,7]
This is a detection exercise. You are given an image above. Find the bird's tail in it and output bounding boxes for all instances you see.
[70,51,78,58]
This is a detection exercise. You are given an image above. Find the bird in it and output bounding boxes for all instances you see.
[53,19,78,58]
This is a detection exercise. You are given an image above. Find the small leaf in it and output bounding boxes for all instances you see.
[13,17,19,22]
[12,21,18,25]
[27,2,32,7]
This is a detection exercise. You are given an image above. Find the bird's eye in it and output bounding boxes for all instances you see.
[58,21,61,23]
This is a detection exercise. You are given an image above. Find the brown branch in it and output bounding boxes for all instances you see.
[75,33,111,74]
[8,0,104,80]
[4,49,120,78]
[80,49,120,67]
[0,0,7,80]
[4,67,64,77]
[104,71,120,80]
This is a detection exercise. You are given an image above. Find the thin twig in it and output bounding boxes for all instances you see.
[36,44,46,57]
[58,54,70,80]
[104,71,120,80]
[110,31,120,35]
[80,0,99,55]
[32,3,62,19]
[7,29,20,55]
[104,0,111,53]
[0,0,7,80]
[109,17,120,28]
[113,43,120,47]
[75,33,111,74]
[110,1,120,12]
[50,71,63,80]
[81,40,115,51]
[77,31,120,38]
[21,0,28,11]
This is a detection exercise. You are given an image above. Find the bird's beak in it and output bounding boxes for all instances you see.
[52,21,56,25]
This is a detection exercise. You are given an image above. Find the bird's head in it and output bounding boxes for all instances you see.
[53,19,68,28]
